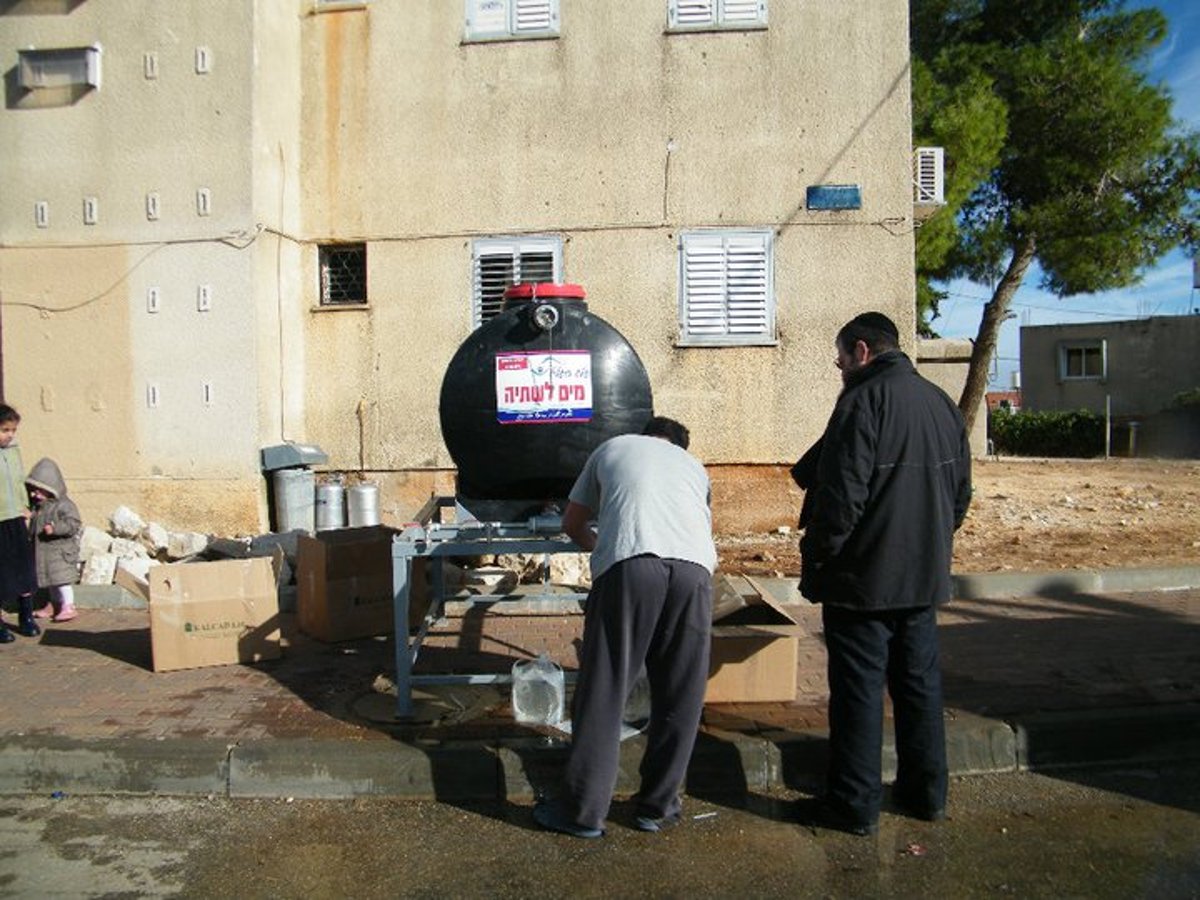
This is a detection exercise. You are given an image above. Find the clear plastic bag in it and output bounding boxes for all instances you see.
[511,652,565,725]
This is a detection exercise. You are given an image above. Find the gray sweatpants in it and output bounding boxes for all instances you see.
[563,555,712,829]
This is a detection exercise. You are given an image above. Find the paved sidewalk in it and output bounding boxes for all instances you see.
[0,569,1197,800]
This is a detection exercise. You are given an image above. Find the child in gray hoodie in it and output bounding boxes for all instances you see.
[26,457,82,622]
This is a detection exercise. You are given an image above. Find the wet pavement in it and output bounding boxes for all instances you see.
[0,571,1198,799]
[3,766,1199,898]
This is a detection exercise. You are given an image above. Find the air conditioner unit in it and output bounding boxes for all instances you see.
[913,146,945,209]
[18,44,101,91]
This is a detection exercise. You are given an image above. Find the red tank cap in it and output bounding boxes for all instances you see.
[502,282,586,301]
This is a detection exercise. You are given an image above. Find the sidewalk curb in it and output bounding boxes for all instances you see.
[5,706,1196,801]
[951,567,1200,599]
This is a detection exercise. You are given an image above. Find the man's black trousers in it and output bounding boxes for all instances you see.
[821,603,948,825]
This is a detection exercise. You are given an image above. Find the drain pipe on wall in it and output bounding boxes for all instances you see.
[1105,394,1111,459]
[356,398,368,472]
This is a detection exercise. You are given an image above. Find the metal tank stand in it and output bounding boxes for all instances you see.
[390,496,587,718]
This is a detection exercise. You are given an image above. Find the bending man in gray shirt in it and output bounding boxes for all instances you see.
[534,416,716,838]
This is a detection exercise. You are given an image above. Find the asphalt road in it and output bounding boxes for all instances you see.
[3,764,1198,898]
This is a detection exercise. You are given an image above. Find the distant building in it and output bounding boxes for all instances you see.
[1019,315,1200,456]
[985,390,1022,414]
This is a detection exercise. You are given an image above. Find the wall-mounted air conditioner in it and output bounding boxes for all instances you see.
[18,44,102,91]
[913,146,945,209]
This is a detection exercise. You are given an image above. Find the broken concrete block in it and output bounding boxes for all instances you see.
[109,537,149,560]
[462,565,519,594]
[495,553,543,582]
[109,505,146,538]
[140,521,170,555]
[167,531,209,560]
[80,553,118,586]
[79,525,113,561]
[547,553,591,588]
[116,555,158,582]
[494,552,592,587]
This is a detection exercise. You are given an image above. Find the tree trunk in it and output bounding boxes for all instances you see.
[959,234,1037,434]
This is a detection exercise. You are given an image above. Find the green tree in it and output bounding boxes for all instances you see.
[911,0,1200,432]
[912,52,1008,332]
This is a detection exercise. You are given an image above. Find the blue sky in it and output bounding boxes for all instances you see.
[928,0,1200,390]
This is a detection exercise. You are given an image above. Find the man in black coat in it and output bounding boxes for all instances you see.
[797,312,972,836]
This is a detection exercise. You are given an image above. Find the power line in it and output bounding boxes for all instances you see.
[940,289,1166,320]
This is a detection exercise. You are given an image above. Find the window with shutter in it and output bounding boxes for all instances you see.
[668,0,767,31]
[679,230,774,345]
[465,0,559,41]
[472,237,563,328]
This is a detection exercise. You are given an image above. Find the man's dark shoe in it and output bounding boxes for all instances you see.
[533,800,604,839]
[634,811,681,833]
[793,798,877,837]
[0,626,13,644]
[895,802,946,822]
[891,790,946,822]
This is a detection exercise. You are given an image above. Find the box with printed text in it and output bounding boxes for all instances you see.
[148,556,281,673]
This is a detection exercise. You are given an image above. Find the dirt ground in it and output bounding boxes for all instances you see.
[716,457,1200,576]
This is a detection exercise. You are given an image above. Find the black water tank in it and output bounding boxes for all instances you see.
[439,283,653,514]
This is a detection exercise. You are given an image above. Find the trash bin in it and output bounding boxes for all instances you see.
[260,442,328,533]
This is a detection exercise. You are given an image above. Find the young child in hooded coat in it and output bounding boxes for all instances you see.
[26,457,82,622]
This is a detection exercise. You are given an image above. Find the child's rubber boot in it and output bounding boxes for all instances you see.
[53,603,78,623]
[16,596,41,638]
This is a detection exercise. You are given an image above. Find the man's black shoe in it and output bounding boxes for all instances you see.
[793,798,877,837]
[895,802,946,822]
[891,790,946,822]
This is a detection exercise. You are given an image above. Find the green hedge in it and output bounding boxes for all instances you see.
[989,408,1105,458]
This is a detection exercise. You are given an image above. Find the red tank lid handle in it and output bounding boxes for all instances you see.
[502,282,587,301]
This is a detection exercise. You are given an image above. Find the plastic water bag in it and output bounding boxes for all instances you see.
[511,653,565,725]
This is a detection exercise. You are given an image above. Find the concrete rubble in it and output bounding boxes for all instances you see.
[71,504,598,608]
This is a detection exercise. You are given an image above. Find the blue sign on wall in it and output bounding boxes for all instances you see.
[806,184,862,210]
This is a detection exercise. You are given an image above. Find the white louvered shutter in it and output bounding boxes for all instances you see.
[473,238,561,327]
[722,0,765,24]
[724,234,770,335]
[671,0,715,28]
[681,231,772,342]
[514,0,555,33]
[669,0,766,28]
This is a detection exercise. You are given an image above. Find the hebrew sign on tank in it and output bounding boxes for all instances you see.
[495,350,593,424]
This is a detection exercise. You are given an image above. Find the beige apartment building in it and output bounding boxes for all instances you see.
[0,0,925,534]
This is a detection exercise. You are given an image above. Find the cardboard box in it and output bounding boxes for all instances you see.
[298,525,414,643]
[149,557,281,673]
[706,574,804,703]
